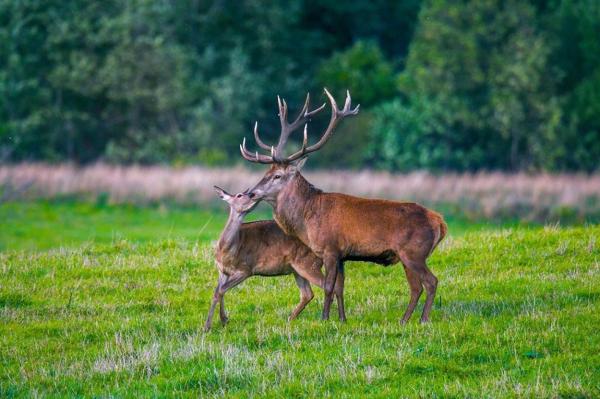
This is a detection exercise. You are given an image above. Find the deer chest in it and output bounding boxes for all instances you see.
[215,253,241,275]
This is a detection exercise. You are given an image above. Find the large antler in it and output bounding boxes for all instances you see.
[284,88,359,162]
[239,88,359,164]
[273,93,326,160]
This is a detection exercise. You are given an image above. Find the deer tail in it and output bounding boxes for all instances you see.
[428,211,447,256]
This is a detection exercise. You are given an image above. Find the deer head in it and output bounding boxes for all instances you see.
[240,88,359,201]
[214,186,259,214]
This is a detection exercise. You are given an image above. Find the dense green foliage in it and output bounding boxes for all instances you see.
[1,0,599,170]
[371,0,561,171]
[1,201,599,397]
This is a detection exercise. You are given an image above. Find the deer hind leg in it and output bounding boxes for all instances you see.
[292,258,324,288]
[420,265,438,323]
[289,273,314,321]
[401,256,438,323]
[400,264,423,324]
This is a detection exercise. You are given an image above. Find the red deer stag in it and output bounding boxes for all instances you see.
[205,186,341,331]
[240,89,447,323]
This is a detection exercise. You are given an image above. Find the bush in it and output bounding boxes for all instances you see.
[316,41,398,108]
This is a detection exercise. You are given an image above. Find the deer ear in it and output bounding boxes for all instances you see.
[213,185,232,201]
[290,157,307,172]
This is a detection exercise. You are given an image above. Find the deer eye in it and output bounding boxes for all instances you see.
[236,194,242,198]
[274,175,281,179]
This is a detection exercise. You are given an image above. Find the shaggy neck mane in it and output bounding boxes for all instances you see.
[292,172,321,197]
[273,173,321,238]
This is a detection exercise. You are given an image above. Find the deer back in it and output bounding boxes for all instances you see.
[222,220,315,276]
[281,188,446,263]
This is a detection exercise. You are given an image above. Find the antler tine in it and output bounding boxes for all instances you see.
[283,124,310,161]
[306,101,327,117]
[300,123,308,155]
[239,137,275,164]
[286,93,327,133]
[296,93,311,121]
[344,90,350,109]
[302,124,308,148]
[277,96,288,129]
[342,90,360,115]
[277,95,283,112]
[324,87,337,110]
[296,124,307,154]
[239,137,253,160]
[285,88,360,162]
[290,93,324,125]
[253,121,271,151]
[274,92,327,159]
[282,98,288,120]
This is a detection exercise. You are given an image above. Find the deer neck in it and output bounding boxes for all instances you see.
[273,173,319,240]
[218,209,245,254]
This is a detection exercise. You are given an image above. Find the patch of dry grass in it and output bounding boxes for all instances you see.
[1,163,599,221]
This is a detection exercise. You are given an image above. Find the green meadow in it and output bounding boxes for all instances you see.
[1,201,599,397]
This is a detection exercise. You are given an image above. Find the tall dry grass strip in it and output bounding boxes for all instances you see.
[1,163,599,221]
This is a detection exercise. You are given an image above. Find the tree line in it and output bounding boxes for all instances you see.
[1,0,598,171]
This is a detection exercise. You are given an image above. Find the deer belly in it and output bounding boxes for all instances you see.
[344,249,400,266]
[253,261,294,276]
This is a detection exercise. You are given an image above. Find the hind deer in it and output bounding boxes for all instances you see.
[204,186,341,331]
[240,89,447,323]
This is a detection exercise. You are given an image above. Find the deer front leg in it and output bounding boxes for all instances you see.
[204,271,249,331]
[321,254,339,321]
[217,272,229,325]
[335,261,346,322]
[204,282,222,332]
[219,295,228,324]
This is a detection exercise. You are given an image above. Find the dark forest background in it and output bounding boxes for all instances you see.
[1,0,599,171]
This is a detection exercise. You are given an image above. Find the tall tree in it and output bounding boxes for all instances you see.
[369,0,562,171]
[546,0,600,171]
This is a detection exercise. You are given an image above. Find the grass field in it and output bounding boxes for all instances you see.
[1,201,599,397]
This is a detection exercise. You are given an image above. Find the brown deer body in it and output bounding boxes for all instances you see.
[241,89,447,323]
[204,187,329,331]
